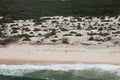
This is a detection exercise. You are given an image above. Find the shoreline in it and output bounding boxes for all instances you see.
[0,44,120,65]
[1,59,120,65]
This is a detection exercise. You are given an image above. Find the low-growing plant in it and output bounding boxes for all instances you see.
[99,32,110,36]
[51,39,58,43]
[43,29,47,31]
[70,31,77,34]
[87,32,98,35]
[112,31,120,34]
[23,36,31,41]
[113,41,119,45]
[63,34,72,36]
[19,34,32,38]
[50,29,56,35]
[22,28,31,32]
[0,37,20,45]
[11,27,19,34]
[36,41,42,44]
[60,28,68,31]
[51,21,58,23]
[11,30,18,34]
[34,28,41,32]
[104,37,111,41]
[45,33,50,38]
[54,35,58,38]
[88,36,94,41]
[75,33,82,36]
[62,38,69,44]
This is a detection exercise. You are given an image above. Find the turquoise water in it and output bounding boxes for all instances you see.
[0,64,120,80]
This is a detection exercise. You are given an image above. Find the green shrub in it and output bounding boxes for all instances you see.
[51,21,58,23]
[45,34,50,38]
[60,28,69,31]
[87,32,98,35]
[62,38,69,44]
[113,41,119,45]
[34,28,41,32]
[88,36,94,41]
[23,28,31,32]
[11,27,19,34]
[23,36,31,41]
[54,35,58,38]
[99,32,110,36]
[20,34,32,38]
[51,39,58,43]
[63,34,72,36]
[112,31,120,34]
[70,31,77,34]
[11,30,18,34]
[50,29,56,35]
[75,33,82,36]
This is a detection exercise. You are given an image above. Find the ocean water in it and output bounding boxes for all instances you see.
[0,64,120,80]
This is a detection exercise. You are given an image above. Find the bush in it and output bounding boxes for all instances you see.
[70,31,77,34]
[54,35,58,38]
[62,38,69,44]
[88,36,94,41]
[60,28,68,31]
[11,30,18,34]
[98,27,104,31]
[75,33,82,36]
[99,32,110,36]
[104,37,111,41]
[23,28,31,32]
[11,27,19,34]
[23,36,31,41]
[20,34,32,38]
[0,37,20,45]
[36,41,42,44]
[0,29,4,37]
[51,21,58,23]
[45,34,50,38]
[50,29,56,35]
[113,41,119,45]
[51,39,58,43]
[33,28,41,32]
[87,32,98,35]
[112,31,120,34]
[63,34,72,36]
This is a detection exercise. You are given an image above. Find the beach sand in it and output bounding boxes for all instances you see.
[0,44,120,65]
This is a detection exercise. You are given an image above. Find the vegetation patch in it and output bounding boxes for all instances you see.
[75,33,83,36]
[62,38,69,44]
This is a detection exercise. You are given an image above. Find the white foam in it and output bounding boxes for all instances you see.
[0,64,120,76]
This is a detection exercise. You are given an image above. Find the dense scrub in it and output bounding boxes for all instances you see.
[0,0,120,19]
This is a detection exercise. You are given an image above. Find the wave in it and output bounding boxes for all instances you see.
[0,75,48,80]
[24,69,120,80]
[0,63,120,76]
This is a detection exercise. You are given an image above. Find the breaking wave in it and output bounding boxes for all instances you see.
[0,63,120,76]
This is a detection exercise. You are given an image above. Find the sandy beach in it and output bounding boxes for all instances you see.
[0,44,120,65]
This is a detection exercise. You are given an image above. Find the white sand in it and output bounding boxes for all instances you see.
[0,44,120,65]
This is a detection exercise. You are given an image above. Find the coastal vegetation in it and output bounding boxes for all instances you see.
[0,0,120,46]
[0,16,120,46]
[0,0,120,19]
